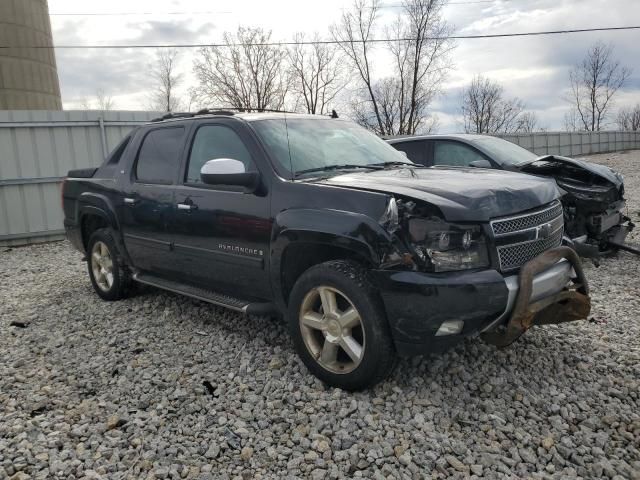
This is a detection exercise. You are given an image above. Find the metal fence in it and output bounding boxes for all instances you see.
[499,131,640,157]
[1,110,639,246]
[0,110,158,246]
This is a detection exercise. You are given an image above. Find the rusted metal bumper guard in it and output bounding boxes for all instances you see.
[481,247,591,347]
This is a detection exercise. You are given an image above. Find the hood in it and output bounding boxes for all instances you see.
[313,166,560,222]
[519,155,624,190]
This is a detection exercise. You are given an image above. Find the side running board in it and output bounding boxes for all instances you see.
[132,273,276,315]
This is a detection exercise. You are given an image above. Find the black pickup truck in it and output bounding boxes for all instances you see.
[63,111,591,390]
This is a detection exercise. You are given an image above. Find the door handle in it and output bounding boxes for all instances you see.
[124,197,136,205]
[177,203,197,211]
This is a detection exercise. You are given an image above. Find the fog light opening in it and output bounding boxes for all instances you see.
[435,320,464,336]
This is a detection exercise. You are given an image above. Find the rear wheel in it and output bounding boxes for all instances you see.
[288,260,396,390]
[87,228,130,301]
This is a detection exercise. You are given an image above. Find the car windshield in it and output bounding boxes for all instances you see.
[250,118,413,177]
[472,137,538,166]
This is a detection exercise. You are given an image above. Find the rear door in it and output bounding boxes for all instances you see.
[168,120,272,299]
[119,125,187,275]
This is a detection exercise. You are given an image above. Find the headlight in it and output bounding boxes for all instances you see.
[408,218,489,272]
[380,197,399,232]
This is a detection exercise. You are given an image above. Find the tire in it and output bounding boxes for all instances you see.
[288,260,396,390]
[86,228,131,301]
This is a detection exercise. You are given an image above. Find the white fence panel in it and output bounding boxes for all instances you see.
[497,130,640,157]
[0,110,159,246]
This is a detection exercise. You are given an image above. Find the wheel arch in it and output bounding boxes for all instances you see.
[78,192,121,253]
[271,208,393,308]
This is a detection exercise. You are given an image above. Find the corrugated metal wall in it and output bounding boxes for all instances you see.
[498,131,640,156]
[0,110,158,246]
[1,111,639,246]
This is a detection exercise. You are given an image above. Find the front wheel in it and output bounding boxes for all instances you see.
[288,260,396,390]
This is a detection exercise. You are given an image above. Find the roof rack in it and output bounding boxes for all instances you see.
[197,107,297,115]
[150,112,196,122]
[150,107,305,123]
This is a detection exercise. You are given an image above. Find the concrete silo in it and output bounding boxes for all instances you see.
[0,0,62,109]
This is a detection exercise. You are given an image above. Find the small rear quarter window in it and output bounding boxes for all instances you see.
[106,136,131,165]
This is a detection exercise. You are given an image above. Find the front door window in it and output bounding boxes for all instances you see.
[433,141,487,167]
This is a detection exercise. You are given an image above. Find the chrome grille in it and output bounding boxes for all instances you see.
[497,228,564,271]
[492,201,563,236]
[491,201,564,272]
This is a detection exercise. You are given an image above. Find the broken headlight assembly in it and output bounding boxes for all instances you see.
[408,218,489,272]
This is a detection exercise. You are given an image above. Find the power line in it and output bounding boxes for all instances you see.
[2,26,638,49]
[49,10,232,16]
[47,0,501,16]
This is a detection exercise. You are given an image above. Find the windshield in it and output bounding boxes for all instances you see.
[251,118,412,177]
[472,137,538,166]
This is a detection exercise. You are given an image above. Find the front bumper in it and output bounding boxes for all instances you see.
[480,246,590,347]
[372,247,591,356]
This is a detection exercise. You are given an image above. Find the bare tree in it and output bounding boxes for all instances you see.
[81,89,115,110]
[193,27,288,111]
[288,33,345,114]
[331,0,382,131]
[96,88,115,111]
[149,49,183,112]
[616,104,640,131]
[566,41,631,131]
[515,111,540,133]
[461,75,533,134]
[563,108,580,132]
[332,0,453,135]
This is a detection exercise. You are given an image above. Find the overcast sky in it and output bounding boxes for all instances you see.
[49,0,640,132]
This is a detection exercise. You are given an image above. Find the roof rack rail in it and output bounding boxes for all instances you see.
[195,108,237,116]
[196,107,298,115]
[150,112,196,122]
[150,107,303,123]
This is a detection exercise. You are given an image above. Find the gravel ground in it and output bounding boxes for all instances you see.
[1,151,640,480]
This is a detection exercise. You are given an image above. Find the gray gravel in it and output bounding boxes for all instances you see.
[1,151,640,480]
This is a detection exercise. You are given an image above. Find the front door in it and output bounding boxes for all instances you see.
[169,122,272,300]
[432,140,490,167]
[119,126,186,275]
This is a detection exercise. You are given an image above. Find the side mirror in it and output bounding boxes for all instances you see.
[469,159,492,169]
[200,159,260,190]
[398,151,408,158]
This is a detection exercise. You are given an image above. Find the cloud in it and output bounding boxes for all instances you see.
[127,20,216,45]
[50,0,640,127]
[53,16,214,108]
[431,0,640,132]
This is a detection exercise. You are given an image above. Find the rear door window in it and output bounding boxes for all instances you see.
[433,141,488,167]
[135,127,186,184]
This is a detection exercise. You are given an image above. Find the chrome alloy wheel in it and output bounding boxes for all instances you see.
[299,286,366,374]
[91,241,114,292]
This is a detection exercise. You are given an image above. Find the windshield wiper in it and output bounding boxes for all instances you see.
[295,164,384,177]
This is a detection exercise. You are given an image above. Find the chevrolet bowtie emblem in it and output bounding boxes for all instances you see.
[536,223,553,239]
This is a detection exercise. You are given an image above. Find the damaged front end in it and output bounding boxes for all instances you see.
[518,155,635,256]
[481,247,591,347]
[374,195,592,355]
